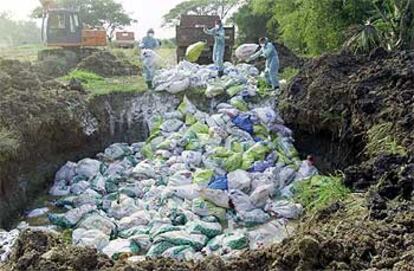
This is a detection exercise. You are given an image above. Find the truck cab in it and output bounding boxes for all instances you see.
[176,15,235,64]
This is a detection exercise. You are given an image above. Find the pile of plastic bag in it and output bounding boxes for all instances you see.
[40,94,318,262]
[0,63,320,264]
[0,229,19,262]
[152,61,259,95]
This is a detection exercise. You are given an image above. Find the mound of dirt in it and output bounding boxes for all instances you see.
[76,51,140,77]
[5,230,112,271]
[281,49,414,171]
[276,42,304,70]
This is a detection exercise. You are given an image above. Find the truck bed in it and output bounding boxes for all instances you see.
[176,15,235,65]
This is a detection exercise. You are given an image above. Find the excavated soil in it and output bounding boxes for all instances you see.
[35,49,140,78]
[76,51,140,77]
[3,50,414,270]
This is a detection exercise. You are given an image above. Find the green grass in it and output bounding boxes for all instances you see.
[280,67,299,82]
[62,69,147,96]
[294,174,351,213]
[365,122,407,157]
[0,44,45,62]
[62,229,73,244]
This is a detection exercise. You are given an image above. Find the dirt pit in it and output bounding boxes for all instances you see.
[2,50,414,270]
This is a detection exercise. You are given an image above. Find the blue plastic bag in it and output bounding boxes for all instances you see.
[208,176,228,190]
[232,114,254,134]
[250,160,273,173]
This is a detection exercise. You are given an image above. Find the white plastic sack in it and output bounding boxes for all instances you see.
[132,161,156,179]
[206,82,225,98]
[72,228,109,251]
[129,234,152,251]
[55,161,77,182]
[248,219,292,249]
[276,166,297,187]
[252,107,282,126]
[49,180,70,196]
[27,207,49,218]
[160,119,184,133]
[228,189,255,213]
[166,78,191,94]
[170,184,201,201]
[168,170,193,186]
[118,211,151,231]
[200,188,230,208]
[102,239,134,259]
[295,160,318,181]
[249,184,275,208]
[76,158,102,179]
[70,181,90,195]
[154,231,207,250]
[182,151,202,168]
[0,229,20,262]
[107,195,139,220]
[228,170,251,193]
[235,44,259,61]
[264,200,303,219]
[77,213,116,236]
[237,208,270,226]
[141,49,161,68]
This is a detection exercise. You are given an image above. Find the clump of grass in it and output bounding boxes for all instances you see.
[294,174,351,212]
[61,70,146,96]
[63,69,104,83]
[61,229,73,244]
[280,67,299,82]
[0,127,20,162]
[86,76,147,96]
[365,122,407,157]
[257,78,269,97]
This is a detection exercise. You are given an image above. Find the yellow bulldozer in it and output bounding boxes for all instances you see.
[39,0,107,48]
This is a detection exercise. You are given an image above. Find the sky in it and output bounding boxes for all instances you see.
[0,0,185,39]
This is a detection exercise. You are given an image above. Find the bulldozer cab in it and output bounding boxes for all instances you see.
[42,9,82,47]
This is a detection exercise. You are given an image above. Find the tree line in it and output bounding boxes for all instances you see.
[0,13,41,47]
[165,0,414,55]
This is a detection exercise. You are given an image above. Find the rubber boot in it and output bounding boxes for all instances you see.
[218,70,224,78]
[146,81,153,90]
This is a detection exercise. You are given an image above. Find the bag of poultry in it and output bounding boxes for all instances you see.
[235,44,259,61]
[141,49,161,68]
[186,41,206,63]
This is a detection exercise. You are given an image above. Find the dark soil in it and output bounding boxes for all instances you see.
[76,51,140,77]
[281,49,414,171]
[6,230,112,271]
[35,49,140,78]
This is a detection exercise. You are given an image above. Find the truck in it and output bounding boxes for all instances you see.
[114,32,136,49]
[176,15,235,64]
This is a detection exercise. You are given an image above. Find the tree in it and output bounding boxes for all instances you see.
[0,12,41,47]
[345,0,414,52]
[231,3,275,45]
[32,0,136,41]
[163,0,245,26]
[88,0,137,41]
[250,0,373,55]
